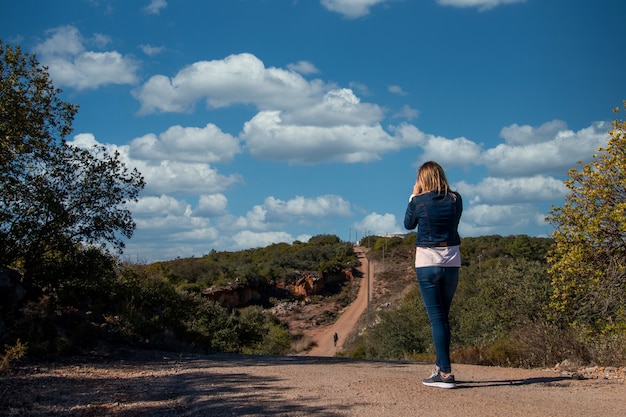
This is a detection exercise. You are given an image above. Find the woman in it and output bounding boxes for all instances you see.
[404,161,462,389]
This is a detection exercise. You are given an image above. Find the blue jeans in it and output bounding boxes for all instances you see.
[416,266,459,373]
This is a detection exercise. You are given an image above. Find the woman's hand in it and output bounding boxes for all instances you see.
[413,181,422,196]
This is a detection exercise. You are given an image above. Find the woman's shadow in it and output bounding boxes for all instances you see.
[456,376,572,388]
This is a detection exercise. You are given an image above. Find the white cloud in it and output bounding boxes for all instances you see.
[500,120,568,146]
[144,0,167,15]
[140,44,166,56]
[130,195,190,216]
[241,110,395,164]
[393,105,420,120]
[456,175,567,205]
[421,135,483,167]
[264,195,352,219]
[129,123,241,164]
[231,230,295,249]
[34,26,139,90]
[133,53,330,114]
[132,54,435,165]
[460,203,546,237]
[232,206,269,231]
[482,121,610,177]
[287,60,320,74]
[349,81,372,96]
[388,85,407,95]
[135,160,241,195]
[436,0,526,12]
[281,88,384,127]
[195,194,228,217]
[68,132,242,196]
[233,195,351,230]
[353,212,400,236]
[321,0,392,18]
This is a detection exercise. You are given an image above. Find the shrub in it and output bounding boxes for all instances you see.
[0,339,27,375]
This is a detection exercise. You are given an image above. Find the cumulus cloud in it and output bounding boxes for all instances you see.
[500,120,568,146]
[132,54,438,165]
[130,195,190,216]
[460,203,546,237]
[137,160,241,195]
[353,213,401,236]
[436,0,526,11]
[482,121,610,177]
[421,135,483,167]
[281,88,384,126]
[34,26,139,90]
[133,53,330,114]
[456,175,567,205]
[129,123,241,163]
[195,194,229,217]
[67,132,242,196]
[320,0,392,18]
[233,195,351,229]
[264,195,352,219]
[232,206,270,231]
[231,230,295,249]
[241,110,396,164]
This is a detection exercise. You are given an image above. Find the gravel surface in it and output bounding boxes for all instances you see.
[1,350,625,417]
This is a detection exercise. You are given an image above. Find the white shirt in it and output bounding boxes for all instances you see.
[414,245,461,268]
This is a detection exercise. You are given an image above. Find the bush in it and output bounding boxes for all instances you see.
[0,339,27,375]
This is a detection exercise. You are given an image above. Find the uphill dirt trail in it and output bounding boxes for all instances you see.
[305,245,372,357]
[1,246,625,416]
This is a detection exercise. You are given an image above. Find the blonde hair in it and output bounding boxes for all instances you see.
[416,161,452,195]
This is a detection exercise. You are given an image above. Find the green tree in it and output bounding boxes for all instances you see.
[0,41,145,290]
[546,102,626,331]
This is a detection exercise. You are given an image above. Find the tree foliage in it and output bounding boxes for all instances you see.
[156,235,357,291]
[0,41,145,288]
[546,103,626,331]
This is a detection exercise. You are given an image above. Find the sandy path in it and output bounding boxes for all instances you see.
[3,352,624,416]
[306,246,372,356]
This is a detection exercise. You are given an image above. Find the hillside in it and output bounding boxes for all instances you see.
[2,238,625,416]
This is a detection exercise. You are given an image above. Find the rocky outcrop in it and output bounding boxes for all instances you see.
[201,283,262,308]
[289,271,324,298]
[202,269,356,308]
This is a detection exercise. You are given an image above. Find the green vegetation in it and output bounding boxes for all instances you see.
[349,233,625,367]
[0,235,358,359]
[546,103,626,335]
[1,41,145,294]
[153,234,357,292]
[1,40,624,369]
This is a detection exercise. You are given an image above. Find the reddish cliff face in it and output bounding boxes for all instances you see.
[201,284,262,307]
[202,269,355,308]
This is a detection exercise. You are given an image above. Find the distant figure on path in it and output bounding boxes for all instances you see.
[333,332,338,347]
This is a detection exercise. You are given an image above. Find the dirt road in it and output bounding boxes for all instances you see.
[2,351,624,416]
[307,246,371,356]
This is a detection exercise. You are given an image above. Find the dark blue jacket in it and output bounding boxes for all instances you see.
[404,191,462,247]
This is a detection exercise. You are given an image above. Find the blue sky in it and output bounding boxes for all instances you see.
[2,0,625,262]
